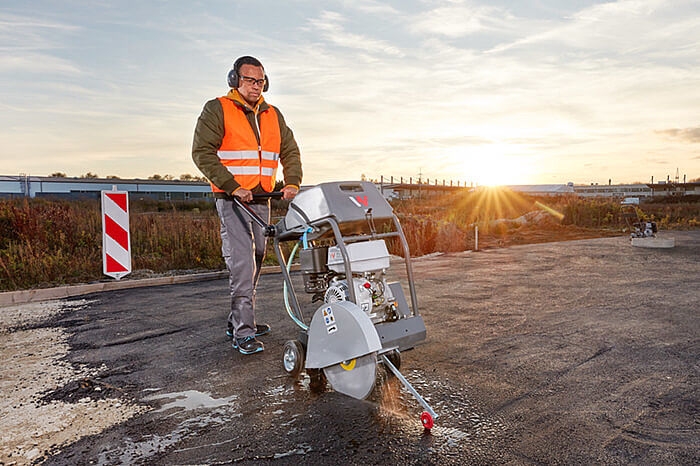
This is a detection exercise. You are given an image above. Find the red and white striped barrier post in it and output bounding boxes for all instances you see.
[101,188,131,280]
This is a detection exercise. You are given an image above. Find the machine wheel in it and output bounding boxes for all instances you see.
[307,368,327,392]
[386,349,401,370]
[420,411,434,430]
[282,340,305,377]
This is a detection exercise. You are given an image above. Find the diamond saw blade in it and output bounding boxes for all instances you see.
[323,352,377,400]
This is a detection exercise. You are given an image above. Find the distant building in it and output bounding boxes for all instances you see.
[646,181,700,197]
[0,175,212,201]
[1,175,698,201]
[573,182,700,198]
[505,184,574,196]
[573,183,652,198]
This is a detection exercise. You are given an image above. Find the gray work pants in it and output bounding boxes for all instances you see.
[215,198,270,339]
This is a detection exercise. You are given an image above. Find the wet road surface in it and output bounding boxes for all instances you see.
[24,231,700,464]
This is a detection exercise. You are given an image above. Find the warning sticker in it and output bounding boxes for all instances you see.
[322,306,336,326]
[327,324,338,334]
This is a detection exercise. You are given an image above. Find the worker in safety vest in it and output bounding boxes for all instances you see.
[192,55,302,355]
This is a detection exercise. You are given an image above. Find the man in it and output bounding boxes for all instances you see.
[192,56,302,355]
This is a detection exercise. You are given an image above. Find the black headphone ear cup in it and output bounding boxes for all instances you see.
[263,74,269,92]
[227,68,238,88]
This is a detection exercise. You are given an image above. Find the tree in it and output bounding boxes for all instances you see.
[106,175,121,179]
[80,172,98,179]
[148,174,163,180]
[180,173,194,181]
[50,172,67,177]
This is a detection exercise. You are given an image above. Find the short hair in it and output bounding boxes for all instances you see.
[234,56,264,73]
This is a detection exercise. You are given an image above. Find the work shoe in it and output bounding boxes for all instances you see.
[227,323,271,338]
[233,336,264,355]
[254,323,271,337]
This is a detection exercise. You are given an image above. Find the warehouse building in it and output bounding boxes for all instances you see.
[1,175,698,201]
[0,175,212,201]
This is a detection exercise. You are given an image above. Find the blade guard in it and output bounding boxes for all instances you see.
[305,301,382,369]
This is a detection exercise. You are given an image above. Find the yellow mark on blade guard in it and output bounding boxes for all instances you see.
[340,359,356,371]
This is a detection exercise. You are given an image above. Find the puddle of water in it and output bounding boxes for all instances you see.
[263,384,296,408]
[373,368,507,456]
[96,403,239,465]
[273,443,312,459]
[142,390,237,412]
[261,365,507,460]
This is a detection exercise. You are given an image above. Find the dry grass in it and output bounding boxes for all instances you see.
[1,190,698,291]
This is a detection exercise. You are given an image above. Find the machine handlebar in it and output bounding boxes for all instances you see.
[232,195,279,237]
[253,191,284,200]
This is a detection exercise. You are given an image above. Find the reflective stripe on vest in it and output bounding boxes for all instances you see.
[213,97,281,192]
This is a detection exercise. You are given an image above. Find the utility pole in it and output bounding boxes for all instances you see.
[417,168,423,200]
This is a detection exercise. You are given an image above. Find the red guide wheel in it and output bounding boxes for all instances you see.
[420,411,434,429]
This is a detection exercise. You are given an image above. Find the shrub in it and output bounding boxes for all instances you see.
[1,191,697,291]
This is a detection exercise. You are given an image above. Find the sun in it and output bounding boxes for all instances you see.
[455,145,532,187]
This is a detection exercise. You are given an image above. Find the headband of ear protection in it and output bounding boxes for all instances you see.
[227,56,270,92]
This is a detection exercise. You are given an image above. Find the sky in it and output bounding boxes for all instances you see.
[1,0,699,187]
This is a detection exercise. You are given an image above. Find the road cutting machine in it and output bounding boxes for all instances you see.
[236,181,438,429]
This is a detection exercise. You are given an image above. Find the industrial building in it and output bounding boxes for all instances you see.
[0,174,698,201]
[0,175,212,201]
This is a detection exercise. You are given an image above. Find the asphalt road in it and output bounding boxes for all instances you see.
[17,231,700,465]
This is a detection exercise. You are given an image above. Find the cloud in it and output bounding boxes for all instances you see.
[0,12,79,51]
[409,3,514,38]
[0,12,81,74]
[487,0,700,61]
[306,10,406,57]
[340,0,400,15]
[656,127,700,143]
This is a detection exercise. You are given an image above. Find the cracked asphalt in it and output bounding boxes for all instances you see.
[3,231,698,465]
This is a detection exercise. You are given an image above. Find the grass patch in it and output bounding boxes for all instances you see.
[1,190,698,291]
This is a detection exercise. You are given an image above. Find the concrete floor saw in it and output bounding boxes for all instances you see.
[236,181,438,429]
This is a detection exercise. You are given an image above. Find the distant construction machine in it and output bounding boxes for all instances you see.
[620,197,674,248]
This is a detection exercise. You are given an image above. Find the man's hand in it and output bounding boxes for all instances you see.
[233,188,253,203]
[281,186,299,200]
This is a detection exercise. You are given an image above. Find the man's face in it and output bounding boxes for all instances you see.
[237,64,265,107]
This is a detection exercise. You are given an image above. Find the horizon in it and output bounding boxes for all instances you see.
[1,1,699,186]
[4,172,695,187]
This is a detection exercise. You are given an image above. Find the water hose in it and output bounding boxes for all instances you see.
[283,240,308,330]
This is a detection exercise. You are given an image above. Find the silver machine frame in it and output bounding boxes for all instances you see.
[236,181,438,426]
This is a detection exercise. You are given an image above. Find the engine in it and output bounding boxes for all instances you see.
[299,240,399,324]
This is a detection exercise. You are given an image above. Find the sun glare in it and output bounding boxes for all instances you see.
[456,146,531,187]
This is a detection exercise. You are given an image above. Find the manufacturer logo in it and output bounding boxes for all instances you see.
[349,195,369,207]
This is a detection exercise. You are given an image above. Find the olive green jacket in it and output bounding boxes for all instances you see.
[192,90,302,197]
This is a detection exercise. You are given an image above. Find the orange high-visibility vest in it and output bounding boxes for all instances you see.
[214,97,281,193]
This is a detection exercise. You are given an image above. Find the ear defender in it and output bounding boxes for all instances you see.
[227,68,239,88]
[227,57,269,92]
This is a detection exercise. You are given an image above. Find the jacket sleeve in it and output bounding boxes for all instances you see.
[191,99,240,194]
[274,106,303,188]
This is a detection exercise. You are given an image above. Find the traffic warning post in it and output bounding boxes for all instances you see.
[101,189,131,280]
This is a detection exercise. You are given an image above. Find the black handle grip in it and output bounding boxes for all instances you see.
[253,192,284,200]
[233,197,277,237]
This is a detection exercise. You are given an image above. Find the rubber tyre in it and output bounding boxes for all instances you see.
[282,340,304,377]
[307,368,327,392]
[386,349,401,370]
